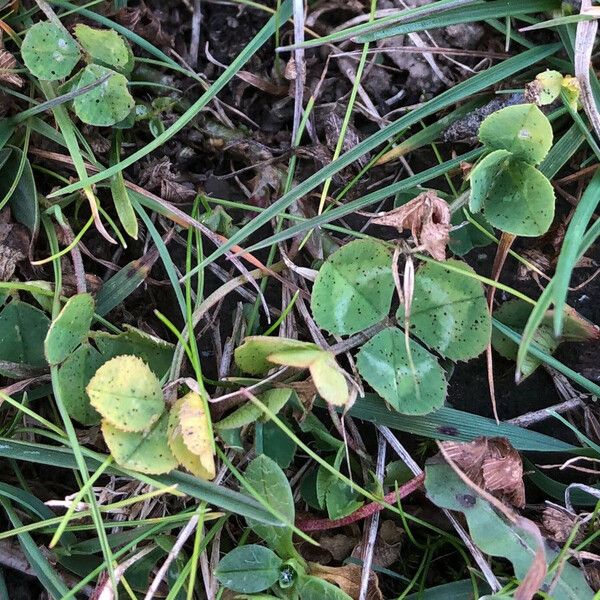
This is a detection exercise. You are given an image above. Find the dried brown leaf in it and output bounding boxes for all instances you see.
[542,506,583,544]
[440,437,526,507]
[0,49,23,88]
[114,1,173,48]
[309,563,383,600]
[0,208,29,281]
[372,191,451,260]
[584,563,600,592]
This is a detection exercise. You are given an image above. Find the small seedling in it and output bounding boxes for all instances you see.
[215,456,353,599]
[469,103,555,237]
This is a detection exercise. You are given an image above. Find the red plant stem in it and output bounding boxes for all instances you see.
[296,473,425,532]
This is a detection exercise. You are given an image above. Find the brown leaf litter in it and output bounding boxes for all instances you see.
[439,436,526,507]
[371,190,451,261]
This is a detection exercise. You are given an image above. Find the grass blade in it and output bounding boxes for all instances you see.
[339,395,576,452]
[0,438,283,524]
[183,44,559,276]
[552,168,600,335]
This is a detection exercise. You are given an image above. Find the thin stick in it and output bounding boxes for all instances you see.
[359,433,386,600]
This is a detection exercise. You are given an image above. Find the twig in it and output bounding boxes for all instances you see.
[291,0,306,142]
[359,433,386,600]
[189,0,202,68]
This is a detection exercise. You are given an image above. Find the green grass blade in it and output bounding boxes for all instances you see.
[552,168,600,335]
[182,44,559,276]
[356,0,558,42]
[0,499,70,599]
[338,395,576,452]
[242,149,482,254]
[0,439,282,524]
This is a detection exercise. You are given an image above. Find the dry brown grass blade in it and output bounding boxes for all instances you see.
[486,231,516,421]
[575,0,600,142]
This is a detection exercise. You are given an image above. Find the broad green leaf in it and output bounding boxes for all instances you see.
[87,355,165,432]
[398,260,490,360]
[235,336,316,375]
[0,300,49,378]
[73,24,132,73]
[448,209,493,256]
[21,22,80,81]
[245,455,295,558]
[216,388,294,430]
[167,392,215,480]
[425,461,594,600]
[298,575,353,600]
[261,419,296,469]
[101,412,177,475]
[343,393,575,452]
[57,343,103,425]
[470,151,555,236]
[91,325,173,377]
[311,239,394,335]
[215,544,282,593]
[73,65,134,126]
[0,147,39,238]
[478,103,553,165]
[44,293,94,364]
[356,328,446,415]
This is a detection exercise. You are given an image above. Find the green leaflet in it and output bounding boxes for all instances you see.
[21,22,80,81]
[398,260,490,361]
[215,544,282,594]
[311,239,394,335]
[44,293,94,365]
[478,104,553,165]
[244,455,296,559]
[73,65,134,126]
[356,328,447,415]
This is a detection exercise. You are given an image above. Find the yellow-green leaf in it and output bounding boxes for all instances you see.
[87,355,164,432]
[102,413,177,474]
[167,392,215,480]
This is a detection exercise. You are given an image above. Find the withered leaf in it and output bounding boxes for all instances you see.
[0,208,29,281]
[0,49,24,88]
[440,436,525,507]
[309,563,383,600]
[542,505,584,544]
[372,191,451,260]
